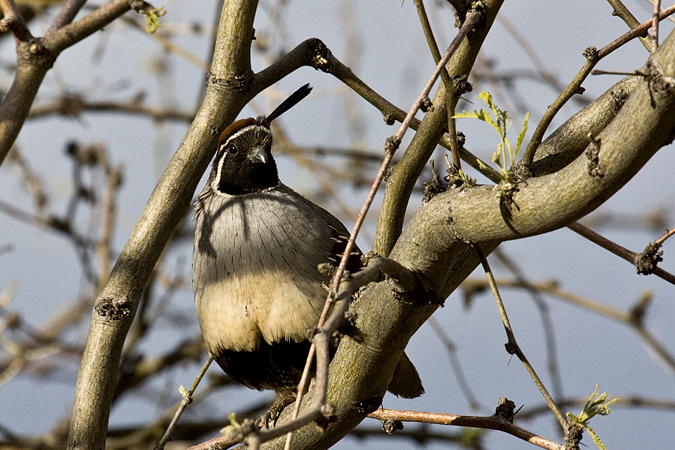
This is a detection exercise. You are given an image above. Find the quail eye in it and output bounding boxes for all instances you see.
[227,143,238,155]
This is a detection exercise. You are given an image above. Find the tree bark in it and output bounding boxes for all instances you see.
[262,24,675,450]
[66,1,260,448]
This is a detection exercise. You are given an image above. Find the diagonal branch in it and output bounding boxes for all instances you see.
[567,222,675,285]
[0,0,31,41]
[66,1,261,449]
[374,1,504,256]
[45,0,88,35]
[0,0,147,167]
[473,244,566,430]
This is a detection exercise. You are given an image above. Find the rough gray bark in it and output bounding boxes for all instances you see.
[66,2,261,448]
[261,20,675,450]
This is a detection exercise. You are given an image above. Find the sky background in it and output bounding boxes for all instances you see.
[1,1,674,449]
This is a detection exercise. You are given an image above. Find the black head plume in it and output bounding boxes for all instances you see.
[265,84,312,124]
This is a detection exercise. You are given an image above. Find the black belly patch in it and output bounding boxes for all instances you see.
[212,340,313,392]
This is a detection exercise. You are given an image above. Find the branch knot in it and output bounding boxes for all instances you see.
[94,296,132,321]
[18,38,56,69]
[635,241,663,275]
[307,38,332,72]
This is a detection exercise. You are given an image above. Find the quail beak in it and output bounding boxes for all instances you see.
[248,146,270,164]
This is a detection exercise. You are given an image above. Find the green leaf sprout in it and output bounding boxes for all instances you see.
[567,385,621,450]
[453,91,529,183]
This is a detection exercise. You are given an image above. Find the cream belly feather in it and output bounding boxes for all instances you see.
[193,184,342,356]
[195,269,326,352]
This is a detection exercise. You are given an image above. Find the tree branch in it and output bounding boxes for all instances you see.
[522,3,675,165]
[369,408,565,450]
[45,0,88,35]
[0,0,141,167]
[259,25,675,450]
[66,1,261,449]
[0,0,32,41]
[373,1,503,256]
[568,222,675,285]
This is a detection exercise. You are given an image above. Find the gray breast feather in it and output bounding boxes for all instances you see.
[193,184,345,353]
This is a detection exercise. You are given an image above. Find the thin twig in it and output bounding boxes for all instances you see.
[522,3,675,165]
[368,408,565,450]
[494,249,564,402]
[386,8,482,158]
[606,0,653,51]
[567,222,675,285]
[591,69,643,76]
[652,0,661,52]
[414,0,462,170]
[282,257,413,449]
[283,9,484,448]
[597,3,675,58]
[645,0,675,23]
[29,96,196,122]
[472,244,567,431]
[654,227,675,246]
[491,277,675,373]
[318,42,499,182]
[153,356,213,450]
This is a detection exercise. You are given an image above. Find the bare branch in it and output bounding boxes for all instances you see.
[0,0,31,41]
[154,356,213,450]
[0,0,141,167]
[46,0,88,35]
[28,95,195,122]
[472,244,566,431]
[606,0,652,51]
[522,3,675,165]
[598,4,675,59]
[369,408,565,450]
[567,222,675,285]
[652,0,662,52]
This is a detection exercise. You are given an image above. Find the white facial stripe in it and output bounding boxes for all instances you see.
[222,124,268,148]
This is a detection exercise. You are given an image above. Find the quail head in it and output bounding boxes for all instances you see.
[192,84,423,423]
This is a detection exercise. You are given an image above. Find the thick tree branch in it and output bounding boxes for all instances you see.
[261,25,675,450]
[0,0,31,41]
[66,1,261,449]
[521,75,639,177]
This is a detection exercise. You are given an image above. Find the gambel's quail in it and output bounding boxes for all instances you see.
[193,84,423,423]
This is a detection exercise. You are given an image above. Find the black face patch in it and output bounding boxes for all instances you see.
[213,124,279,195]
